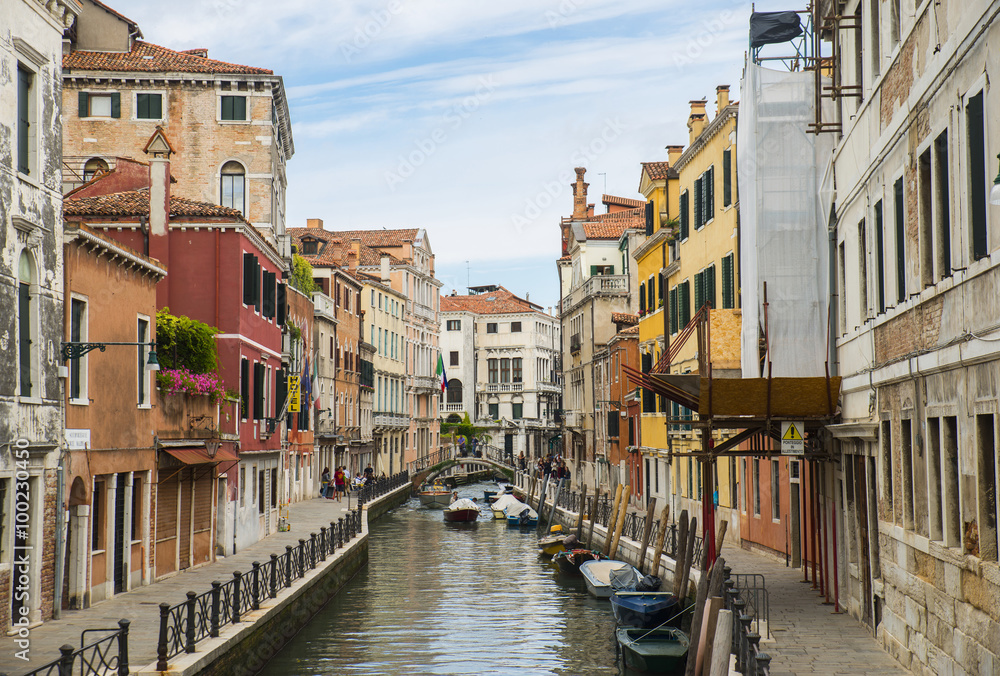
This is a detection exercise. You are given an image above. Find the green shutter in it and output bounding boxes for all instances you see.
[680,192,689,240]
[723,150,732,206]
[590,265,599,276]
[137,94,148,119]
[706,166,714,222]
[694,271,703,314]
[18,69,31,174]
[722,254,734,309]
[706,264,715,309]
[222,96,233,120]
[670,287,678,333]
[78,91,89,118]
[639,282,646,314]
[151,93,162,119]
[679,281,690,326]
[235,96,247,121]
[111,92,121,118]
[693,179,702,229]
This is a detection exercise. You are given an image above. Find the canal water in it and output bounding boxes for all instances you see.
[260,482,625,675]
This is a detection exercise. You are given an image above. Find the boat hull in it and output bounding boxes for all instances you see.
[506,514,538,528]
[579,560,640,599]
[610,592,681,629]
[443,508,479,522]
[616,626,689,674]
[553,549,604,575]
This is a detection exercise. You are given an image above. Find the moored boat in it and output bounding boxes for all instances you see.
[443,498,481,522]
[491,493,522,519]
[610,591,682,629]
[418,483,452,508]
[537,525,569,557]
[505,504,538,528]
[579,559,641,599]
[552,548,605,575]
[615,626,689,674]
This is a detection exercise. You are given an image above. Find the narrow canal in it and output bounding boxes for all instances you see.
[259,482,624,675]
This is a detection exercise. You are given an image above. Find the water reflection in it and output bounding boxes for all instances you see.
[260,482,624,676]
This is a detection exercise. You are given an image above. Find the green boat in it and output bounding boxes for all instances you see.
[616,626,689,674]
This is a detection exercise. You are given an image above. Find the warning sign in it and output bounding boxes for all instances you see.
[288,375,301,413]
[781,421,804,455]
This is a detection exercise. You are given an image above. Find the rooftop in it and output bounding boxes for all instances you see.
[441,286,543,315]
[64,188,249,223]
[64,40,273,75]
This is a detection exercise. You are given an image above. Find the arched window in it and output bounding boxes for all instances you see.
[220,161,245,213]
[447,379,463,404]
[83,157,108,182]
[18,251,36,397]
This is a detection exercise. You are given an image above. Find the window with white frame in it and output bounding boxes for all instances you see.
[137,316,151,406]
[69,296,88,402]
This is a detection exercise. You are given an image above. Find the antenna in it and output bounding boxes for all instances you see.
[466,260,470,293]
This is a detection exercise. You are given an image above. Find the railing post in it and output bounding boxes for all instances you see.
[270,554,278,598]
[210,581,221,637]
[58,644,75,676]
[251,561,261,610]
[232,571,243,623]
[337,518,344,547]
[330,522,338,552]
[156,602,170,670]
[185,591,197,653]
[319,527,327,561]
[310,532,318,568]
[755,652,772,675]
[117,618,130,676]
[285,546,293,585]
[298,539,306,576]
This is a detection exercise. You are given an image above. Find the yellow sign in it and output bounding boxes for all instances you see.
[781,421,804,455]
[288,375,300,413]
[781,423,803,441]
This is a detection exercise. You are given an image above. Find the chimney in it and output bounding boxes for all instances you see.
[587,203,595,218]
[380,253,390,284]
[346,238,361,271]
[688,99,707,145]
[306,218,323,229]
[571,167,589,220]
[716,85,730,115]
[666,145,684,164]
[143,127,174,304]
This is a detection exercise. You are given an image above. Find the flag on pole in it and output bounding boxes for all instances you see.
[436,353,448,392]
[312,352,321,410]
[301,355,310,412]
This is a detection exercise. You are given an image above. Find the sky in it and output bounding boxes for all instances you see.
[123,0,794,312]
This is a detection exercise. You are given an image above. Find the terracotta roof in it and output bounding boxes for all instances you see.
[440,287,542,315]
[287,228,403,268]
[557,254,571,262]
[63,40,272,75]
[642,162,672,180]
[329,228,421,249]
[582,206,645,239]
[619,325,639,335]
[611,313,639,325]
[64,188,249,223]
[603,195,645,209]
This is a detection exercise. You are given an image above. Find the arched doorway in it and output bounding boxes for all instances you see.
[65,476,89,609]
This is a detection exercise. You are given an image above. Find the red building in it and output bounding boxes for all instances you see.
[64,129,288,554]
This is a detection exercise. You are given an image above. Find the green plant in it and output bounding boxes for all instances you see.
[156,368,227,402]
[286,321,302,342]
[440,413,489,444]
[155,307,220,373]
[290,254,317,295]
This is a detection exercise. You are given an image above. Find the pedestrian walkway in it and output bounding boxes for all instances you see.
[1,496,355,676]
[721,545,911,676]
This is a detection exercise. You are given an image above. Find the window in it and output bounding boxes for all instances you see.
[301,239,318,255]
[131,476,142,541]
[270,469,277,509]
[694,176,703,230]
[18,251,35,397]
[446,320,461,331]
[488,359,498,383]
[511,321,522,332]
[679,190,690,240]
[446,379,462,404]
[512,403,523,419]
[78,91,120,118]
[639,282,646,315]
[723,148,732,207]
[894,177,906,304]
[138,317,150,406]
[590,265,614,276]
[253,363,265,420]
[486,323,497,333]
[644,200,654,236]
[135,93,162,120]
[869,0,881,79]
[880,421,893,519]
[694,265,716,312]
[858,220,869,319]
[753,460,761,516]
[875,200,886,313]
[258,468,265,515]
[721,253,735,309]
[933,132,952,280]
[489,403,499,420]
[976,414,997,561]
[449,351,459,367]
[967,90,988,261]
[500,358,511,383]
[221,95,248,121]
[677,280,691,326]
[889,0,901,49]
[669,286,678,334]
[221,161,246,213]
[83,158,108,182]
[512,358,522,383]
[703,166,715,224]
[240,466,246,507]
[70,298,87,402]
[262,271,276,319]
[243,252,260,308]
[771,460,780,520]
[17,65,35,176]
[92,480,105,550]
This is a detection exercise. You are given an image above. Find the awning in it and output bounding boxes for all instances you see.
[160,442,238,465]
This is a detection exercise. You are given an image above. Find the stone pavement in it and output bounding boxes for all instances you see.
[721,545,912,676]
[0,496,356,676]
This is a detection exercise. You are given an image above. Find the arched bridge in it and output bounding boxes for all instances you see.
[408,447,516,487]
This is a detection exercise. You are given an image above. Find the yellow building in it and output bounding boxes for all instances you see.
[632,86,741,532]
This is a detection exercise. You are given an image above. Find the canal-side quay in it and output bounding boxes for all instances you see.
[0,478,410,676]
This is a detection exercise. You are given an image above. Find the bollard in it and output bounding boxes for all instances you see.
[251,561,261,610]
[755,652,772,675]
[58,644,75,676]
[156,602,170,670]
[185,591,197,653]
[114,618,131,675]
[232,571,243,623]
[210,582,221,637]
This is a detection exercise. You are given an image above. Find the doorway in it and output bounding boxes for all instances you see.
[113,474,127,594]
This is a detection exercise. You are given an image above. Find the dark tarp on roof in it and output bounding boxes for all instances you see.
[749,11,803,49]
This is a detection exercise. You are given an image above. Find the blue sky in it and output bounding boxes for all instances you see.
[125,0,793,311]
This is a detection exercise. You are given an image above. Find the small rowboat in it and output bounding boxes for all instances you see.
[443,498,480,522]
[552,548,605,575]
[505,504,538,528]
[615,626,689,674]
[610,592,682,629]
[579,559,640,599]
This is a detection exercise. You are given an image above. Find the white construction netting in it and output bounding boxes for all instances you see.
[738,62,834,378]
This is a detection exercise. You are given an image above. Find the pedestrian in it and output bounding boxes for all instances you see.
[364,464,374,481]
[518,452,526,472]
[543,456,552,476]
[320,467,331,499]
[334,466,346,502]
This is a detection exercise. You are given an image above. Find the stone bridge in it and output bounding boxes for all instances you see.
[409,449,515,488]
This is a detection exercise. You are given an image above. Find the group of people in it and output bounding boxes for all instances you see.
[537,454,569,480]
[321,464,380,501]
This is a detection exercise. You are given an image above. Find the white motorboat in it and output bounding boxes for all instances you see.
[579,559,641,599]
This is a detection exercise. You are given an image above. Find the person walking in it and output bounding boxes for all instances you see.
[333,466,346,502]
[518,452,526,472]
[320,467,331,499]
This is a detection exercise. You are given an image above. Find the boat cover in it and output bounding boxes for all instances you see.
[492,494,522,512]
[610,566,641,591]
[447,498,479,511]
[504,503,536,519]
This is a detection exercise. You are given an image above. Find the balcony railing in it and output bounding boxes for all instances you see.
[374,412,409,429]
[412,375,439,391]
[486,382,522,393]
[439,402,464,412]
[537,381,562,394]
[412,302,436,322]
[561,274,628,308]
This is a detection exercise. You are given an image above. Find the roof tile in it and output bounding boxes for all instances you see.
[64,188,249,222]
[441,287,542,315]
[63,40,272,75]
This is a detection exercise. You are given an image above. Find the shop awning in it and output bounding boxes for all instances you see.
[160,441,238,464]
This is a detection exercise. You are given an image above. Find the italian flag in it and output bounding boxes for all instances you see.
[436,353,448,392]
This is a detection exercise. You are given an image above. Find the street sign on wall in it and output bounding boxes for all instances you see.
[780,421,804,455]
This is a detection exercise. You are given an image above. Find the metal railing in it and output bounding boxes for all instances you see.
[725,568,771,676]
[20,620,130,676]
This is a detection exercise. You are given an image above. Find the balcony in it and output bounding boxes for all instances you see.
[561,274,628,310]
[440,402,465,412]
[537,381,562,394]
[155,391,239,442]
[412,302,436,322]
[486,382,522,393]
[374,412,409,429]
[570,333,581,354]
[412,375,439,391]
